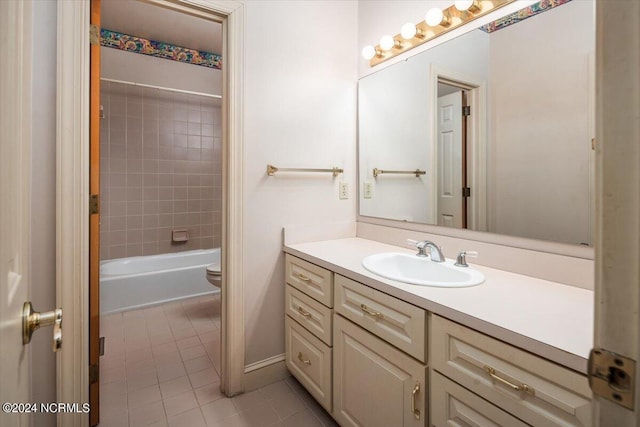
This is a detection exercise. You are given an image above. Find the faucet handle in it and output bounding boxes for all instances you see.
[455,251,478,267]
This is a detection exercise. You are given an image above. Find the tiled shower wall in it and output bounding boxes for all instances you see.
[100,81,222,260]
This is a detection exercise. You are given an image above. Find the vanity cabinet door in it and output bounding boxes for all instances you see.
[334,274,426,362]
[285,254,333,307]
[431,315,591,427]
[285,285,333,345]
[285,316,332,412]
[431,371,529,427]
[333,314,427,427]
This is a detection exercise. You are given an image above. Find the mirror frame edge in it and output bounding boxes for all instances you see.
[355,214,594,260]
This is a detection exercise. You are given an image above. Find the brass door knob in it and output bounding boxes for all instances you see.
[22,301,63,352]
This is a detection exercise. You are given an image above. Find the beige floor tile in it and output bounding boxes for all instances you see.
[167,407,207,427]
[184,355,213,374]
[200,398,238,425]
[270,389,305,420]
[163,390,198,417]
[176,335,201,350]
[193,382,224,406]
[179,343,206,361]
[235,402,281,427]
[98,411,130,427]
[231,389,268,412]
[188,367,219,389]
[127,383,162,409]
[159,376,192,399]
[128,401,166,427]
[282,408,322,427]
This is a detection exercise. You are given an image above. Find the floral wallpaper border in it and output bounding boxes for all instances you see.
[479,0,572,33]
[100,29,222,70]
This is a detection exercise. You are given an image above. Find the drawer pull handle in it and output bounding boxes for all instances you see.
[296,273,311,282]
[360,304,383,319]
[411,381,421,420]
[298,352,312,366]
[297,306,312,318]
[484,366,535,396]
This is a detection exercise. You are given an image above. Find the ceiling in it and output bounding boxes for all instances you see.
[101,0,222,54]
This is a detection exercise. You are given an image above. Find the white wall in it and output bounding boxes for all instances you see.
[243,0,358,365]
[101,47,221,95]
[488,0,594,244]
[30,2,57,426]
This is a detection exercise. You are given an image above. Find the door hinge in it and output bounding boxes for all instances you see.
[99,337,105,357]
[89,364,99,384]
[89,194,100,215]
[462,106,471,116]
[89,24,100,46]
[588,348,635,410]
[462,187,471,198]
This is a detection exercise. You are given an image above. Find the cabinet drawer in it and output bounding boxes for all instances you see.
[285,285,332,345]
[431,315,591,427]
[333,314,427,427]
[431,371,529,427]
[285,254,333,307]
[334,274,426,362]
[285,315,332,412]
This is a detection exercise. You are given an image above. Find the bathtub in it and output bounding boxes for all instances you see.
[100,248,219,314]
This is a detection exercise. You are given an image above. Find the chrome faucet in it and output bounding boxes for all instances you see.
[415,240,445,262]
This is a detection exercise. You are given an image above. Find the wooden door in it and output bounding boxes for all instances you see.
[89,0,101,425]
[436,91,464,228]
[333,315,427,427]
[0,1,33,425]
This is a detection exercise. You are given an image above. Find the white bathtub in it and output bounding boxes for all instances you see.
[100,248,219,314]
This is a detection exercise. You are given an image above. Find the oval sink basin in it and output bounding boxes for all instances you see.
[362,252,484,288]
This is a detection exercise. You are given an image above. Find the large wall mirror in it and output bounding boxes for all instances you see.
[358,0,595,247]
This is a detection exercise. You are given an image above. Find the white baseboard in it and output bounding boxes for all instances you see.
[244,354,290,392]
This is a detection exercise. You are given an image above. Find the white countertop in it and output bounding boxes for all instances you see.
[284,237,593,374]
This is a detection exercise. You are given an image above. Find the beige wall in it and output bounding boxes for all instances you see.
[99,81,222,259]
[243,0,358,365]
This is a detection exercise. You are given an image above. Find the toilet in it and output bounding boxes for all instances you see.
[206,262,221,288]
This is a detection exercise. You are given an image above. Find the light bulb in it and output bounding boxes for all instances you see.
[401,23,417,40]
[362,45,376,60]
[425,8,445,26]
[380,35,396,51]
[454,0,480,12]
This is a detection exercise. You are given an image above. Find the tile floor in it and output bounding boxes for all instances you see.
[99,295,338,427]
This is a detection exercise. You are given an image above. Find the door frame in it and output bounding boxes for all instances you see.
[429,65,487,231]
[57,1,245,424]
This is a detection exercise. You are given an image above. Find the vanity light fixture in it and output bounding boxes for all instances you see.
[454,0,481,13]
[361,45,381,60]
[425,8,450,27]
[363,0,515,67]
[380,35,401,51]
[400,23,425,40]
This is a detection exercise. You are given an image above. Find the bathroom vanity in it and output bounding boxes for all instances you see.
[282,237,592,427]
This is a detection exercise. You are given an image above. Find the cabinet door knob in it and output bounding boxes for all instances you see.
[298,352,312,366]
